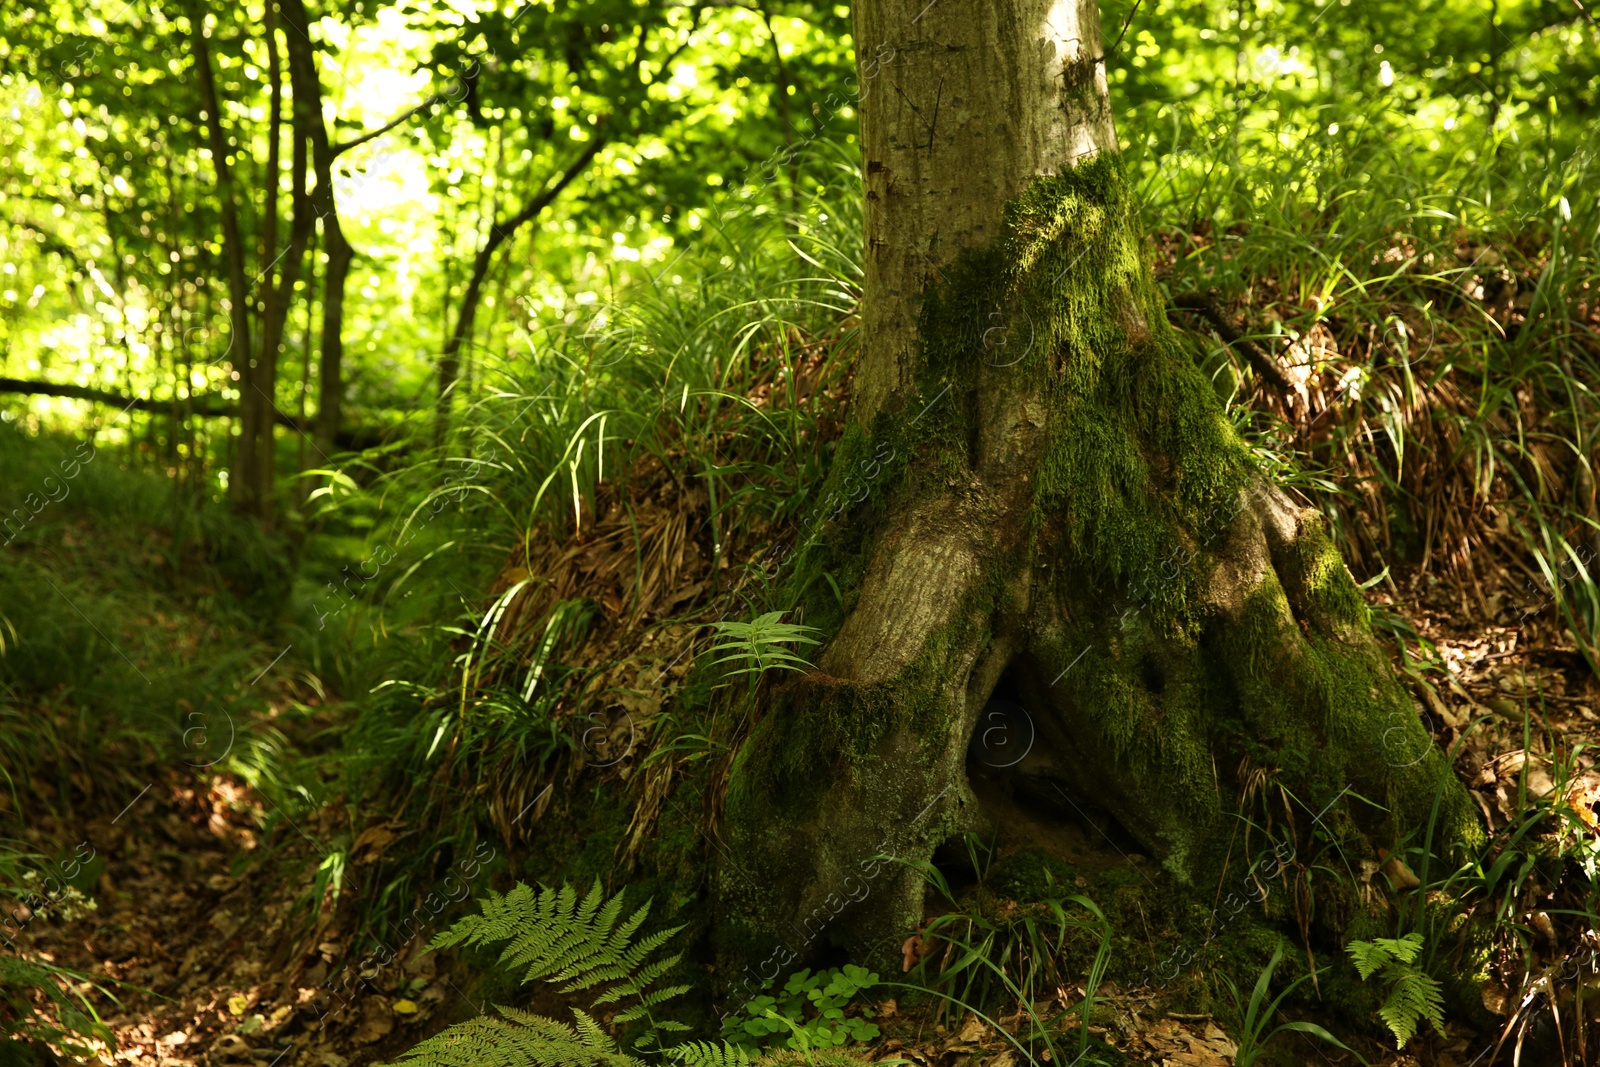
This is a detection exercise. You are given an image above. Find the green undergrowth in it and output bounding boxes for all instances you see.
[0,424,294,814]
[379,878,882,1067]
[1135,95,1600,668]
[282,180,865,953]
[932,816,1490,1060]
[0,425,312,1061]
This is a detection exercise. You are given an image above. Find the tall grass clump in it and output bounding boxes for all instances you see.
[1128,93,1600,665]
[303,169,863,938]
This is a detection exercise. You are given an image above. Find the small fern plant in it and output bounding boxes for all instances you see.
[379,879,694,1066]
[704,612,818,684]
[1346,932,1445,1048]
[379,881,856,1067]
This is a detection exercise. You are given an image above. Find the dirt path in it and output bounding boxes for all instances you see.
[9,770,479,1067]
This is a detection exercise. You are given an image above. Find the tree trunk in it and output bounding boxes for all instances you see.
[279,0,352,465]
[252,0,283,520]
[254,2,317,519]
[310,184,352,466]
[713,0,1480,972]
[189,3,258,510]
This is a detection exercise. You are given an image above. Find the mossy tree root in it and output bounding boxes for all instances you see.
[711,156,1481,979]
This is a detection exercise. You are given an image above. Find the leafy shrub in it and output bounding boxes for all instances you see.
[719,966,881,1053]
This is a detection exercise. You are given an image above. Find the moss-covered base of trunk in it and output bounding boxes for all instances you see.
[712,153,1483,985]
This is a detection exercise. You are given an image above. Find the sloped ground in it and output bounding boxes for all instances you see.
[6,219,1600,1063]
[8,553,1599,1067]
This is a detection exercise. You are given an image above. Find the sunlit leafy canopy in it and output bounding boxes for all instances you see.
[0,0,1590,458]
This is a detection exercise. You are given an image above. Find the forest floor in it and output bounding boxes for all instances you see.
[11,554,1598,1067]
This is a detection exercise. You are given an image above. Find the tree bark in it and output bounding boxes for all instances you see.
[189,3,258,509]
[278,0,353,465]
[251,0,284,520]
[714,0,1479,973]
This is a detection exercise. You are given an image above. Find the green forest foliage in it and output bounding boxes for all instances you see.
[0,0,1597,1054]
[1,0,1590,477]
[2,0,1596,875]
[0,0,854,484]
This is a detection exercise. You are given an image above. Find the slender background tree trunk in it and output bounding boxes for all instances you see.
[252,0,283,520]
[189,3,258,511]
[434,137,607,448]
[279,0,353,466]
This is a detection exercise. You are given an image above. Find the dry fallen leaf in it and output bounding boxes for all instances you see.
[901,932,927,972]
[354,997,394,1044]
[210,1033,252,1061]
[1136,1017,1238,1066]
[1379,850,1421,890]
[351,822,405,865]
[1565,774,1600,834]
[956,1013,989,1044]
[1481,979,1511,1017]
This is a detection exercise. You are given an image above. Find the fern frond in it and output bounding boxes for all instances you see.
[750,1050,874,1067]
[380,1005,645,1067]
[595,955,685,1004]
[424,877,687,1034]
[428,882,544,952]
[1374,932,1425,965]
[1344,937,1390,980]
[1348,933,1444,1049]
[612,984,694,1023]
[662,1040,755,1067]
[572,1008,624,1052]
[577,881,608,926]
[1378,971,1445,1048]
[566,937,673,994]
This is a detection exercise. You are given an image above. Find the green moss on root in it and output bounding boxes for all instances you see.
[714,151,1481,971]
